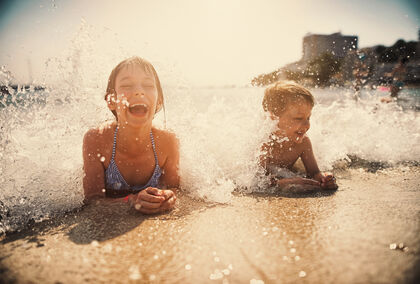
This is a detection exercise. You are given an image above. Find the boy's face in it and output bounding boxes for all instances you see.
[272,101,312,144]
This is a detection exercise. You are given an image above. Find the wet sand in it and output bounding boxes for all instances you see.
[1,166,419,284]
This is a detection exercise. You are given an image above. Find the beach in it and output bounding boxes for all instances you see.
[1,165,419,283]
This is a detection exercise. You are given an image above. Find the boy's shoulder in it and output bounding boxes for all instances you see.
[299,135,314,152]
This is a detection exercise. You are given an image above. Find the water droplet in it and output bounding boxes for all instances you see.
[214,256,220,262]
[209,269,223,280]
[295,256,300,261]
[389,243,397,250]
[91,240,99,247]
[103,243,112,253]
[100,156,105,162]
[250,279,264,284]
[299,271,306,277]
[149,274,156,281]
[290,248,296,253]
[129,265,141,280]
[222,269,230,275]
[185,264,191,270]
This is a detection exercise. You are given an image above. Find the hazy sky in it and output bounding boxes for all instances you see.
[0,0,419,86]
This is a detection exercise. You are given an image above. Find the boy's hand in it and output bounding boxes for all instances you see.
[316,172,338,190]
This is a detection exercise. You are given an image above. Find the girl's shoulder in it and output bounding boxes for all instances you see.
[152,127,179,151]
[83,122,116,149]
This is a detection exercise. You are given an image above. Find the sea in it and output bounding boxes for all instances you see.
[1,74,419,235]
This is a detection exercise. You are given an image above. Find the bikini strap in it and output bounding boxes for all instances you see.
[112,127,157,163]
[111,126,118,160]
[150,131,159,163]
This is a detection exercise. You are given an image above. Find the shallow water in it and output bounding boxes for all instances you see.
[1,167,419,283]
[1,81,420,233]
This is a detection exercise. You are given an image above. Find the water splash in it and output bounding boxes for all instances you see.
[1,22,419,234]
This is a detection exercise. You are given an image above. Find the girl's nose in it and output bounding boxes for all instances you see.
[134,91,145,97]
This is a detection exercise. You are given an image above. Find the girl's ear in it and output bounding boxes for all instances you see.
[106,93,117,111]
[155,97,163,113]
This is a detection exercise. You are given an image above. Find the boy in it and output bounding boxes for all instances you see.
[260,82,337,191]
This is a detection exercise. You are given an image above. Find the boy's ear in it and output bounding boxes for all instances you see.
[269,111,277,121]
[106,93,117,111]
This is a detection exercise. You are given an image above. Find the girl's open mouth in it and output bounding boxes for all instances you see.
[128,103,148,116]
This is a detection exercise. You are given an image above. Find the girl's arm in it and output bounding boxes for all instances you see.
[133,132,179,214]
[160,132,180,192]
[82,129,106,202]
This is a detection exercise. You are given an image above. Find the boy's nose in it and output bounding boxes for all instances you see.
[301,120,310,130]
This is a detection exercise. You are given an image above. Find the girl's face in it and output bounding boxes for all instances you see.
[272,101,312,144]
[111,64,160,127]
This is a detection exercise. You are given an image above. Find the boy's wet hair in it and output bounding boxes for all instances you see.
[262,81,314,116]
[105,56,164,119]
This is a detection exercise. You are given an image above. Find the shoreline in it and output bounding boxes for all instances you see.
[1,165,420,283]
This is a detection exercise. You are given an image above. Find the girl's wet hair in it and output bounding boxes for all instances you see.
[105,56,165,119]
[263,81,314,116]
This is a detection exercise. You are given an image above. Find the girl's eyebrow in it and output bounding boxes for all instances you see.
[118,76,154,83]
[118,77,132,82]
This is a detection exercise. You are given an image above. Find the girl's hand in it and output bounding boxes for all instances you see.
[133,188,176,214]
[315,172,338,190]
[159,190,177,211]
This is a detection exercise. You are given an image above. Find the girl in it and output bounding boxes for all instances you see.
[83,57,179,214]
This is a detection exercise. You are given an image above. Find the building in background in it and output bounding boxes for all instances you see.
[302,32,358,61]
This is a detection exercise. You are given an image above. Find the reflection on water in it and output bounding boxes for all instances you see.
[1,168,418,283]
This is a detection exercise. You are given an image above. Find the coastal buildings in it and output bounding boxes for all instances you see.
[302,32,358,61]
[253,30,420,87]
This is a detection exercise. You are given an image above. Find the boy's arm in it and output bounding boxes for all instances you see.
[259,142,270,171]
[300,137,321,178]
[82,129,106,202]
[301,137,338,190]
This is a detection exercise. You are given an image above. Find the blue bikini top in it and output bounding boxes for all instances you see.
[105,127,162,195]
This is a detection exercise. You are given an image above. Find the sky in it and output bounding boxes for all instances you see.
[0,0,419,86]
